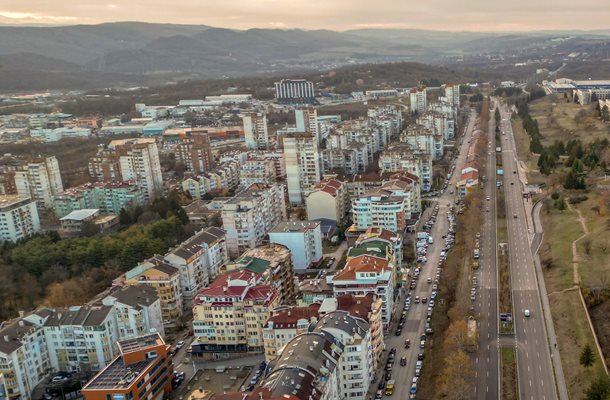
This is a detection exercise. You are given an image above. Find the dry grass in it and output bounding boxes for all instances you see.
[501,347,518,400]
[529,94,610,145]
[548,290,606,399]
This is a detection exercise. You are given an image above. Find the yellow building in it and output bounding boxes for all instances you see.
[120,255,183,324]
[192,270,279,360]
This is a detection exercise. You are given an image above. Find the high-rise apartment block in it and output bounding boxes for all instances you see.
[221,183,287,258]
[88,138,163,202]
[274,79,315,104]
[243,112,270,150]
[409,86,427,114]
[269,220,323,271]
[444,83,461,108]
[175,134,213,174]
[3,156,64,209]
[305,178,349,223]
[283,134,321,205]
[0,195,41,242]
[52,181,144,218]
[295,108,320,143]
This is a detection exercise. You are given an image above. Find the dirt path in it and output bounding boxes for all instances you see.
[567,202,589,286]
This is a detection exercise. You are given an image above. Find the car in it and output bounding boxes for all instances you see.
[422,297,427,304]
[524,309,531,317]
[51,376,68,383]
[395,328,402,336]
[174,371,185,380]
[511,182,514,185]
[389,347,396,355]
[486,196,490,201]
[427,277,432,284]
[415,368,421,377]
[378,381,386,390]
[414,296,420,303]
[176,340,186,349]
[405,339,411,348]
[417,353,425,361]
[400,356,407,366]
[425,328,434,334]
[42,394,53,400]
[385,372,392,381]
[410,384,418,395]
[420,340,425,349]
[513,170,517,174]
[513,214,518,219]
[375,390,383,400]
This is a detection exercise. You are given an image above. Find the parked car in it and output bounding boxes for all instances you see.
[175,340,185,349]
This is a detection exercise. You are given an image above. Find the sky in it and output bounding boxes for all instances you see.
[1,0,610,32]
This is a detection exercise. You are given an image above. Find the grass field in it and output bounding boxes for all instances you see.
[501,347,518,400]
[528,94,610,145]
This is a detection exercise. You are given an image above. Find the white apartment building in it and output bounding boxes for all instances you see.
[163,227,228,303]
[42,306,119,372]
[295,108,320,143]
[378,145,432,192]
[100,285,165,340]
[401,124,443,160]
[262,304,320,361]
[274,79,316,104]
[305,178,349,223]
[0,312,51,400]
[269,220,323,271]
[429,101,457,139]
[0,195,40,242]
[330,254,395,328]
[14,156,63,209]
[243,112,269,150]
[321,148,359,176]
[283,134,321,205]
[239,159,276,188]
[444,83,461,108]
[113,139,163,202]
[221,183,287,257]
[351,190,407,233]
[313,311,373,400]
[409,86,427,114]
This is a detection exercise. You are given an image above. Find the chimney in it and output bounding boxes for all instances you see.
[3,335,9,342]
[18,310,25,318]
[223,286,228,293]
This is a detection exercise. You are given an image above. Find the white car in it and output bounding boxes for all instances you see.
[524,309,531,317]
[176,340,185,349]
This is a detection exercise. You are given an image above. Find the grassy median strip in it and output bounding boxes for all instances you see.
[496,188,513,334]
[501,346,518,400]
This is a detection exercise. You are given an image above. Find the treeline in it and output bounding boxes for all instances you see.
[0,191,192,320]
[517,98,609,189]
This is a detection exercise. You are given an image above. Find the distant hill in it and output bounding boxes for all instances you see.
[0,22,609,91]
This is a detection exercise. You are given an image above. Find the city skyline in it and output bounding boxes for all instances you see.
[1,0,610,31]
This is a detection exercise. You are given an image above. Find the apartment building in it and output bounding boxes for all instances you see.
[0,312,51,400]
[305,178,348,223]
[175,135,213,174]
[350,226,404,268]
[88,138,163,201]
[429,101,457,139]
[258,331,342,400]
[269,220,323,271]
[191,270,279,360]
[444,83,461,108]
[81,333,172,400]
[319,294,384,371]
[100,285,165,340]
[239,159,276,188]
[295,108,320,143]
[42,306,119,373]
[243,112,270,150]
[53,181,144,218]
[330,255,395,328]
[274,79,316,105]
[59,209,119,237]
[320,148,358,176]
[10,156,63,209]
[283,134,321,205]
[262,303,321,361]
[378,145,432,192]
[164,227,229,304]
[297,278,334,306]
[313,311,373,400]
[0,195,40,242]
[409,86,427,114]
[221,183,287,258]
[351,190,407,234]
[401,124,443,161]
[121,256,184,324]
[224,244,296,305]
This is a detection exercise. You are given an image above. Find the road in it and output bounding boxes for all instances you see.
[379,109,478,399]
[472,102,500,399]
[498,103,558,400]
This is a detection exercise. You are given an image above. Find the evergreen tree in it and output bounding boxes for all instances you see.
[585,375,610,400]
[580,344,596,368]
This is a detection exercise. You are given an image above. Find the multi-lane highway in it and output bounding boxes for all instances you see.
[472,102,500,399]
[498,103,558,400]
[379,109,478,399]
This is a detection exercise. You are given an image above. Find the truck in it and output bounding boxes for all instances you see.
[385,380,395,395]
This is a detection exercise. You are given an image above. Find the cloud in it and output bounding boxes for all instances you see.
[268,21,286,28]
[0,10,77,23]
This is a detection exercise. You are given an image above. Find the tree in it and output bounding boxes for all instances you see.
[580,343,596,368]
[119,208,131,226]
[494,108,501,124]
[445,320,469,351]
[585,375,610,400]
[601,105,610,122]
[583,239,592,256]
[439,350,475,400]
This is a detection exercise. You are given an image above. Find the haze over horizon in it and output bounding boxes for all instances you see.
[2,0,610,32]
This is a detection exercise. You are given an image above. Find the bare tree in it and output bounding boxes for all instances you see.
[584,239,592,256]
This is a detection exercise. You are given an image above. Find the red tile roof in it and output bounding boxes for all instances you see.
[336,294,374,321]
[264,303,321,329]
[334,255,390,281]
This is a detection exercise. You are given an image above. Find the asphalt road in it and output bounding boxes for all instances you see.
[377,110,478,399]
[473,102,500,399]
[499,103,558,400]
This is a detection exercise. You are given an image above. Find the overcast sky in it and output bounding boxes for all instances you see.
[1,0,609,31]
